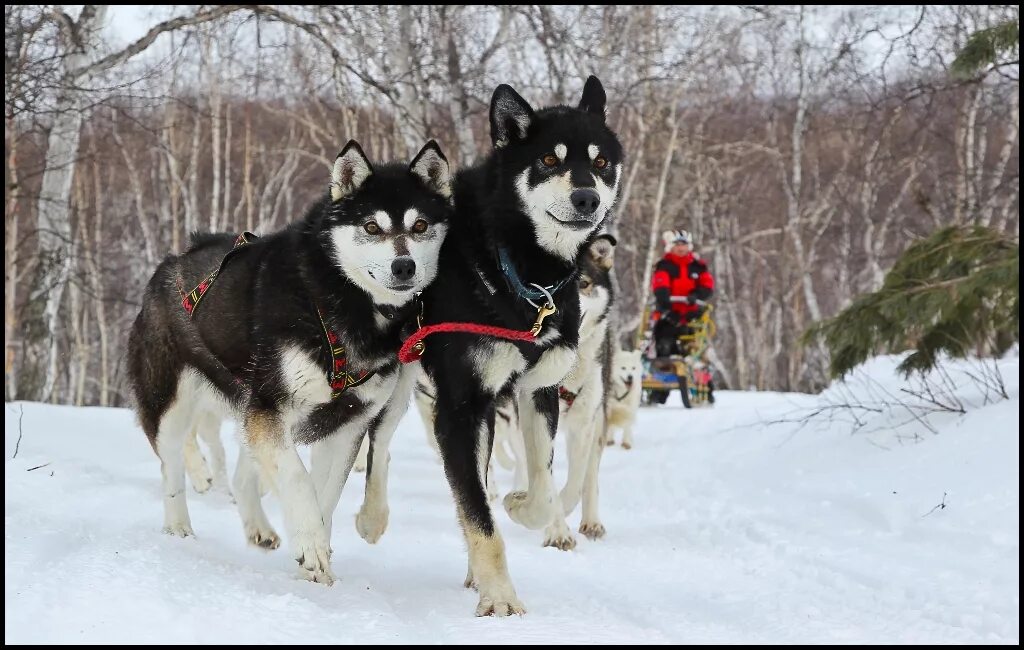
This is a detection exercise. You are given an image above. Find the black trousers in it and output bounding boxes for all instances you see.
[653,317,692,357]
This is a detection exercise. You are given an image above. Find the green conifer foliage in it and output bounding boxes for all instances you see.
[950,20,1019,79]
[804,226,1019,379]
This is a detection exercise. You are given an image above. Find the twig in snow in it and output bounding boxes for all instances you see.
[921,491,948,517]
[13,404,24,459]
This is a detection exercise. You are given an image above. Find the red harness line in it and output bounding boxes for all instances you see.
[398,322,539,364]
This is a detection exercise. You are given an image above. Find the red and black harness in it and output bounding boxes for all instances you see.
[177,232,373,400]
[178,234,573,399]
[558,386,578,408]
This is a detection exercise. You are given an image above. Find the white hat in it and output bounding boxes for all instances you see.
[663,229,693,246]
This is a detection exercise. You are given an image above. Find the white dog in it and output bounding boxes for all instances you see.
[606,349,643,449]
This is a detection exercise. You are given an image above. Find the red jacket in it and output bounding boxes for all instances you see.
[652,251,714,320]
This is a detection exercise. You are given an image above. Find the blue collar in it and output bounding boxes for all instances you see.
[496,247,577,305]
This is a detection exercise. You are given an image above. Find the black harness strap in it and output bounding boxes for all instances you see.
[178,232,373,400]
[179,232,258,316]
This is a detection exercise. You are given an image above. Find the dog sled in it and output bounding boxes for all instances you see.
[637,298,716,408]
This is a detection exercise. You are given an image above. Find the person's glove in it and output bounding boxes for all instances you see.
[654,287,672,312]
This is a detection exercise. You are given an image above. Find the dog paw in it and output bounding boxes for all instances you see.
[579,521,606,540]
[621,441,632,450]
[476,593,526,617]
[211,475,234,499]
[355,505,389,544]
[244,522,281,550]
[162,522,194,538]
[503,491,554,530]
[294,532,335,586]
[543,522,577,551]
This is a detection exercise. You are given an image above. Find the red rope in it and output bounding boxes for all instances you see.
[399,322,538,363]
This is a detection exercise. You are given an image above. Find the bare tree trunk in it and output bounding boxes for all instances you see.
[89,134,110,406]
[440,7,475,166]
[186,108,202,236]
[111,112,156,266]
[981,91,1019,229]
[36,97,86,400]
[636,97,681,326]
[161,101,185,252]
[243,109,254,233]
[223,101,233,231]
[5,109,21,400]
[33,4,104,400]
[393,6,427,156]
[208,35,223,232]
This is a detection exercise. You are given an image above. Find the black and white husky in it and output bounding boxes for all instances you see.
[544,234,617,547]
[415,76,623,616]
[127,140,452,584]
[426,234,619,549]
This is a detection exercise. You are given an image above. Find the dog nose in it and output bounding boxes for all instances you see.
[391,256,416,281]
[570,189,601,216]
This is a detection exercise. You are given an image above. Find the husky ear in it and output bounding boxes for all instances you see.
[490,84,535,148]
[588,233,617,270]
[578,75,607,121]
[409,140,452,199]
[331,140,373,201]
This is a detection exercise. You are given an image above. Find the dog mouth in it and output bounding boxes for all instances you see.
[621,376,634,388]
[367,270,417,293]
[546,210,596,230]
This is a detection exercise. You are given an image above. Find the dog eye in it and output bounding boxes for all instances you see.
[593,155,608,169]
[412,219,429,234]
[542,154,559,167]
[364,222,381,235]
[579,278,591,289]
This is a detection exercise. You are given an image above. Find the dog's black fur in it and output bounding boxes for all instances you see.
[417,76,623,615]
[127,141,452,580]
[130,151,449,445]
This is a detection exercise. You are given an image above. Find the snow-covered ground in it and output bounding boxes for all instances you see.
[5,356,1019,643]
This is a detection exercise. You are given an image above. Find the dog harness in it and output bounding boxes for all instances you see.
[397,249,569,363]
[496,247,577,305]
[558,386,578,408]
[177,232,373,400]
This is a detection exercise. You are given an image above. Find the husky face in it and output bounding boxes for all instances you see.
[325,141,452,307]
[489,76,624,261]
[613,349,643,394]
[578,234,616,333]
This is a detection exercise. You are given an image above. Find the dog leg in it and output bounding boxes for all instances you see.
[245,409,334,585]
[502,408,529,493]
[233,448,280,549]
[310,431,362,543]
[579,419,608,540]
[503,387,561,531]
[355,364,415,544]
[195,411,231,495]
[352,436,369,473]
[414,372,441,459]
[559,375,601,517]
[621,421,634,450]
[183,425,213,494]
[156,375,202,537]
[435,389,524,616]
